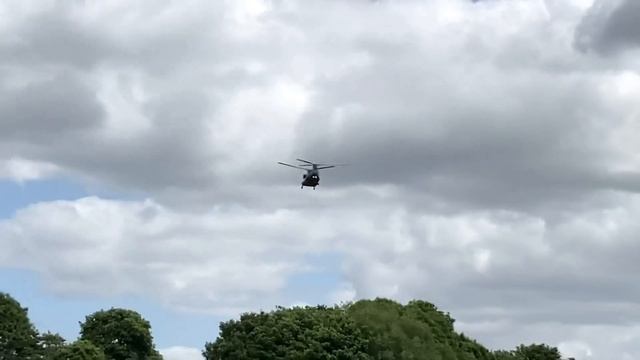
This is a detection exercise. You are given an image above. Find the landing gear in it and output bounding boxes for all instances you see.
[301,185,304,189]
[313,186,316,190]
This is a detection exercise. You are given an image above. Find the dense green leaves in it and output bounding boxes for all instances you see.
[79,308,162,360]
[204,299,566,360]
[491,350,522,360]
[52,340,107,360]
[0,292,40,360]
[513,344,562,360]
[204,305,370,359]
[1,294,164,360]
[39,332,66,359]
[1,291,567,360]
[205,298,498,360]
[491,344,563,360]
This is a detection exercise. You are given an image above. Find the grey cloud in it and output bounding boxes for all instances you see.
[0,5,223,74]
[0,73,104,142]
[58,90,217,190]
[458,321,640,359]
[0,71,217,192]
[575,0,640,54]
[4,0,631,211]
[0,12,113,68]
[296,44,625,212]
[0,2,305,197]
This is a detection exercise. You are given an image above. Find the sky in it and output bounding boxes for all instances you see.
[1,0,640,359]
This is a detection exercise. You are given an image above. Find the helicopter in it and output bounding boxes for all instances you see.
[278,158,345,189]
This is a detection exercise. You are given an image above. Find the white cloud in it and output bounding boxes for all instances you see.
[559,340,593,359]
[95,68,152,139]
[329,283,357,305]
[0,197,334,314]
[0,157,58,182]
[160,346,202,360]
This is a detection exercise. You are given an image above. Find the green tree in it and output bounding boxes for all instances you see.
[348,298,493,360]
[79,308,162,360]
[347,298,439,359]
[204,299,499,360]
[204,305,370,360]
[38,331,66,359]
[52,340,106,360]
[513,344,561,360]
[0,292,40,360]
[492,350,522,360]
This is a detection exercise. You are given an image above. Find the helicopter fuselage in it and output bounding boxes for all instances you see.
[302,170,320,188]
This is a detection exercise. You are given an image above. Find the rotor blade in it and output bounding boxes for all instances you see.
[316,164,349,167]
[316,165,336,169]
[295,158,314,164]
[278,162,308,170]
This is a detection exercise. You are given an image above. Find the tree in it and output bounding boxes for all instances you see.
[204,305,370,359]
[52,340,106,360]
[347,298,440,359]
[38,331,66,359]
[492,350,523,360]
[0,292,40,360]
[204,299,497,360]
[513,344,561,360]
[348,298,493,360]
[79,308,162,360]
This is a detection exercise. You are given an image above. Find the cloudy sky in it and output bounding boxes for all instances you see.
[1,0,640,359]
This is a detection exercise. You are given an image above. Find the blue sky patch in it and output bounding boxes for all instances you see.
[0,178,88,218]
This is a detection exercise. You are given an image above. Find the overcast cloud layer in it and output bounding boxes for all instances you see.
[2,0,640,359]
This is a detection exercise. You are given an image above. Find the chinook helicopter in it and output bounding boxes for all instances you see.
[278,158,346,189]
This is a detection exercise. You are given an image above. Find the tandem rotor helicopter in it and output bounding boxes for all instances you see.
[278,158,347,189]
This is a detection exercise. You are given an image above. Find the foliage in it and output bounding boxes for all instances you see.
[205,298,497,360]
[79,308,162,360]
[0,291,566,360]
[39,331,66,359]
[0,292,40,360]
[204,305,370,359]
[491,350,523,360]
[513,344,562,360]
[348,298,493,360]
[491,343,563,360]
[52,340,106,360]
[491,350,517,360]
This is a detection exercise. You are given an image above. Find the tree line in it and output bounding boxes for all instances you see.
[0,292,161,360]
[1,292,568,359]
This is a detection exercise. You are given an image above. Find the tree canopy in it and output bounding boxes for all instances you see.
[205,298,499,360]
[38,331,66,359]
[204,305,370,359]
[79,308,162,360]
[52,340,107,360]
[0,292,40,360]
[0,294,164,359]
[1,291,568,360]
[513,344,562,360]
